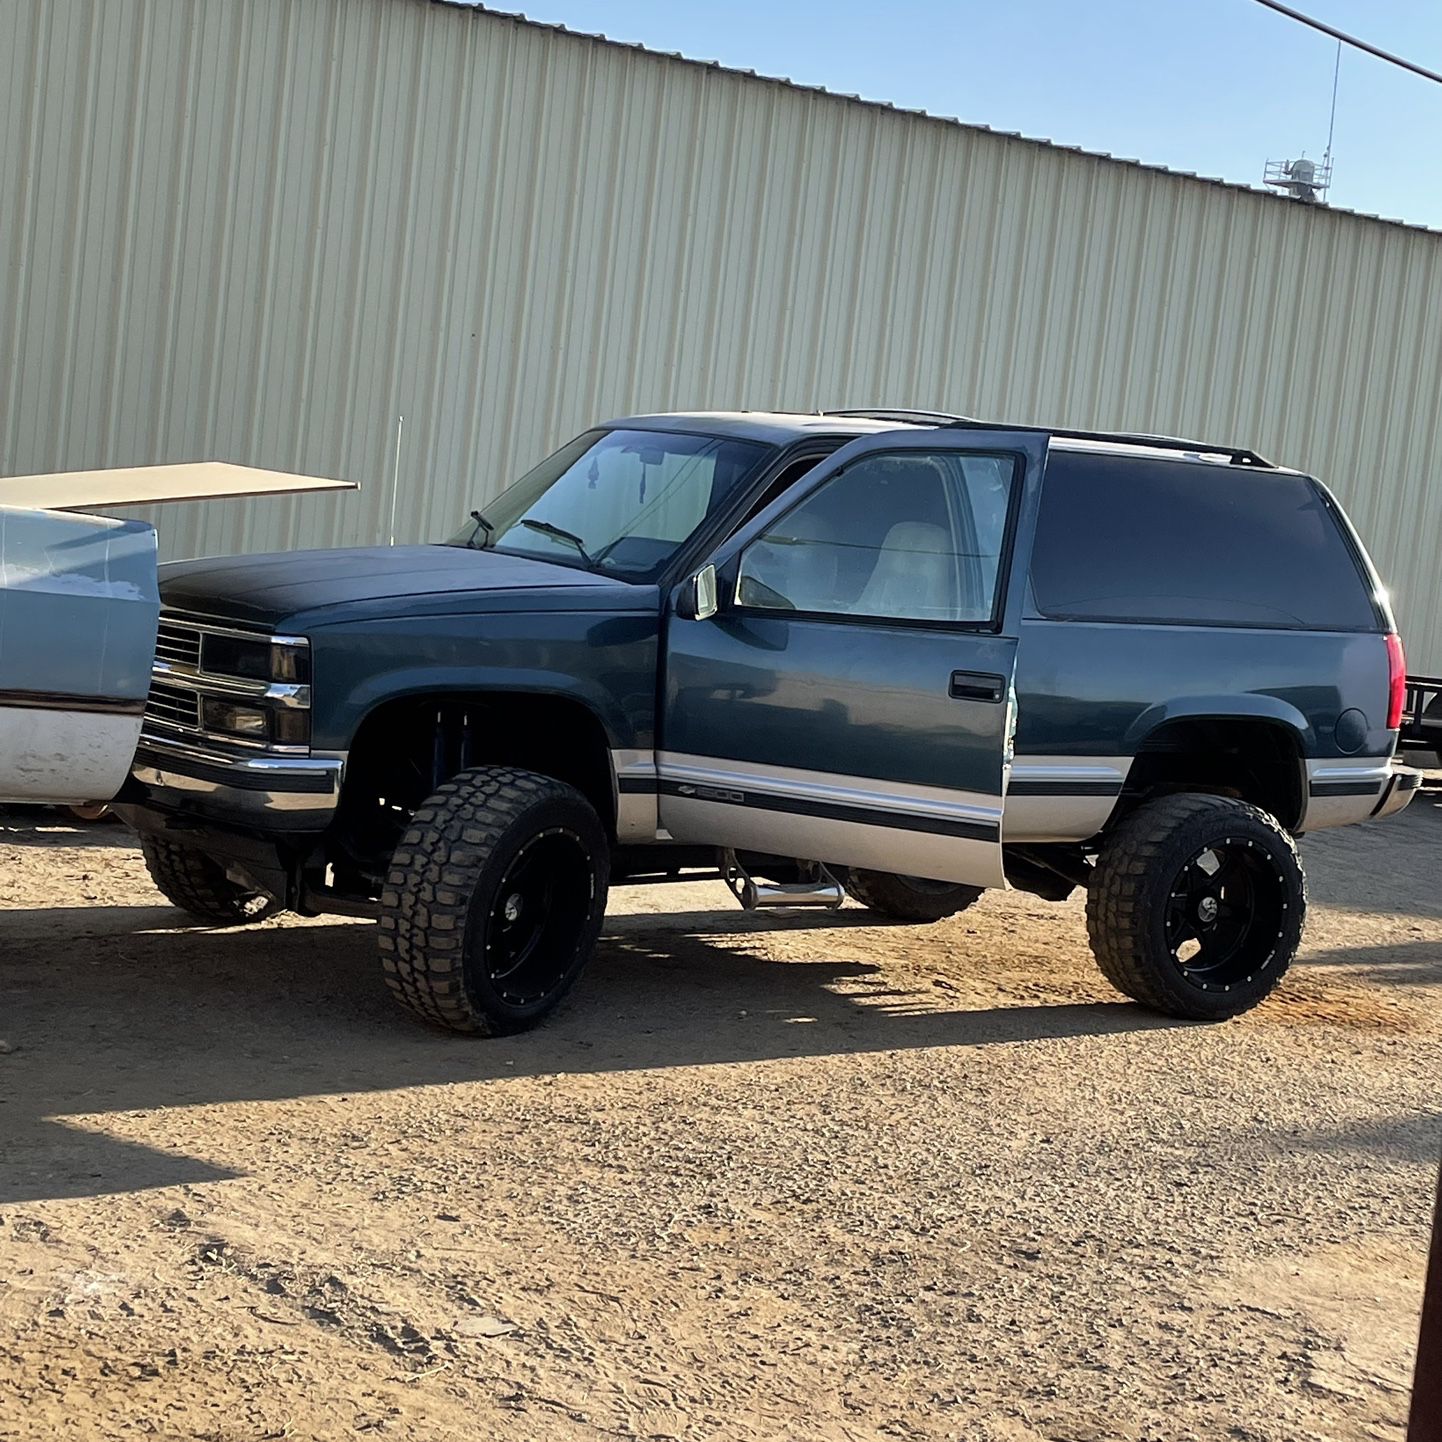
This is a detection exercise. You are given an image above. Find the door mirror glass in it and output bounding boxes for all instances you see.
[693,563,719,620]
[679,564,719,621]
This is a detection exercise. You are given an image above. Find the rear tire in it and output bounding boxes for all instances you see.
[844,869,983,923]
[140,836,283,925]
[1086,794,1305,1020]
[378,767,609,1036]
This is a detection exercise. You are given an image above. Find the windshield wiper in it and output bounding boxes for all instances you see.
[517,518,593,566]
[467,510,495,549]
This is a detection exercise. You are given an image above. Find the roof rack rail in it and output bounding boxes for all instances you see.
[939,418,1274,468]
[825,410,1273,467]
[822,407,979,426]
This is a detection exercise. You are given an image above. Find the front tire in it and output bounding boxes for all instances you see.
[378,767,609,1035]
[843,869,983,923]
[140,836,283,924]
[1086,794,1305,1020]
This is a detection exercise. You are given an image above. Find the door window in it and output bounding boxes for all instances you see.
[736,450,1017,624]
[740,450,836,523]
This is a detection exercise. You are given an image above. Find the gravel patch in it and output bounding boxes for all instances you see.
[1,796,1438,1440]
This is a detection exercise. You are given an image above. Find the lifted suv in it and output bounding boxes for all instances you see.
[115,410,1421,1033]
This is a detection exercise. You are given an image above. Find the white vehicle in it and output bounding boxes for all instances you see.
[0,465,352,809]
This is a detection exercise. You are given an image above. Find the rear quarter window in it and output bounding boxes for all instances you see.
[1029,452,1381,630]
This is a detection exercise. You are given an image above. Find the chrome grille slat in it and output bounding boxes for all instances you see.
[154,622,202,668]
[140,612,311,758]
[146,682,201,731]
[147,617,213,737]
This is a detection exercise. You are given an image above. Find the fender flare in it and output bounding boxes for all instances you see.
[1122,695,1315,757]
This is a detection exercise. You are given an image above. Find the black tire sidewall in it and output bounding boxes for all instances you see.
[141,835,281,925]
[844,868,982,923]
[459,792,609,1031]
[1099,800,1305,1018]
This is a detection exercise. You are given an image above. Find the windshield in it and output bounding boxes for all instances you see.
[445,428,771,580]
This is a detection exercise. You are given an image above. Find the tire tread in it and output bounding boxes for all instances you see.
[139,836,281,925]
[377,766,605,1035]
[844,869,984,923]
[1086,793,1305,1020]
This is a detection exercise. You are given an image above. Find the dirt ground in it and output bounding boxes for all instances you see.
[1,795,1439,1442]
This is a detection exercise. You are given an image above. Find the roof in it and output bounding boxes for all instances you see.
[605,411,923,444]
[430,1,1442,242]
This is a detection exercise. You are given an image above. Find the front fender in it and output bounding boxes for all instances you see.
[305,611,658,753]
[328,665,639,752]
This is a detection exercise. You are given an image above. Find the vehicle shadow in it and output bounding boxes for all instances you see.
[1298,934,1442,986]
[0,902,1169,1205]
[1300,794,1442,920]
[1284,1109,1442,1164]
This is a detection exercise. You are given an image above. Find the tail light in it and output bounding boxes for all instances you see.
[1386,632,1406,731]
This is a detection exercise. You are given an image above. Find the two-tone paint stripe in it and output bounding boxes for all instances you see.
[613,748,1404,849]
[651,751,1008,887]
[1302,758,1391,831]
[614,750,1135,846]
[1306,760,1390,798]
[1006,759,1127,797]
[611,748,662,841]
[1004,757,1128,842]
[615,748,1004,846]
[654,754,1002,842]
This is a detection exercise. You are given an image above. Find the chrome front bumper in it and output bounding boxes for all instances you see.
[129,735,343,830]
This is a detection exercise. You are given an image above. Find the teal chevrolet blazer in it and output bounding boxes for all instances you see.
[114,410,1422,1033]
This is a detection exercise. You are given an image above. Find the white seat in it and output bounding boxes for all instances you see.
[742,509,841,611]
[854,520,955,619]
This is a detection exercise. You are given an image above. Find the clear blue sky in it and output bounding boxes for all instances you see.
[492,0,1442,231]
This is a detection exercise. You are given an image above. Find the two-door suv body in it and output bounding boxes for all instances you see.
[114,410,1421,1032]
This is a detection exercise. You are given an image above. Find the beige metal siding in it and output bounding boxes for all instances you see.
[4,0,1441,665]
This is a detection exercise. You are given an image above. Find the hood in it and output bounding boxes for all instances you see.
[159,544,633,625]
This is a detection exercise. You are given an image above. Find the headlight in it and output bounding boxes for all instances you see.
[270,640,311,683]
[201,699,270,737]
[200,698,311,746]
[200,634,311,684]
[271,708,312,746]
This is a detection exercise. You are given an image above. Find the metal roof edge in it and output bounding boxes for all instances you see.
[427,0,1442,242]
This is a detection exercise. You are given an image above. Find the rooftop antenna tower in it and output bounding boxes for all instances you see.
[1263,38,1341,204]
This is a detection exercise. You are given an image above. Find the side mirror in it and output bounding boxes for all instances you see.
[679,564,719,621]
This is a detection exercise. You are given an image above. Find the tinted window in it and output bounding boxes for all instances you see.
[737,449,1018,624]
[1029,452,1379,630]
[742,451,835,522]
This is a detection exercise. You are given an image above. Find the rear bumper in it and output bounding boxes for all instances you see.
[121,736,343,832]
[1371,762,1425,821]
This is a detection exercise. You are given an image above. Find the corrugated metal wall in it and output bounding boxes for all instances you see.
[4,0,1442,665]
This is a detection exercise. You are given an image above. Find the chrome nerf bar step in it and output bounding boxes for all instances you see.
[722,850,845,910]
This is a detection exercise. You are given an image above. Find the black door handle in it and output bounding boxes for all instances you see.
[949,670,1006,703]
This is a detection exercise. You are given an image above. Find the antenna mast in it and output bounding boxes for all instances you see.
[1323,38,1341,178]
[1262,38,1340,204]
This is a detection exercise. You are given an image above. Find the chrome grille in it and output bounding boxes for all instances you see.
[155,620,202,668]
[139,611,311,759]
[145,682,202,732]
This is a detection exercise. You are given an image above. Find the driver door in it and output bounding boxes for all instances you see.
[658,428,1046,889]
